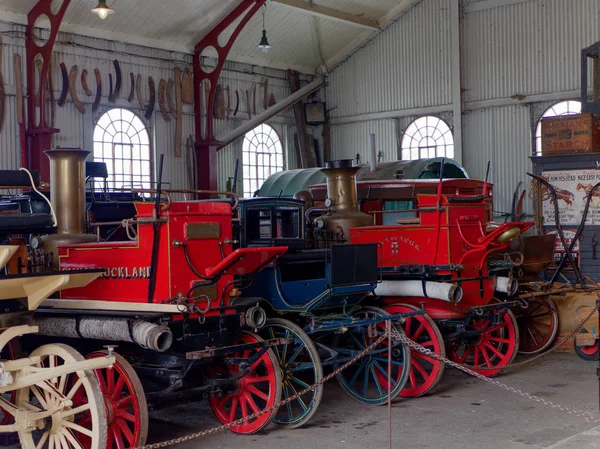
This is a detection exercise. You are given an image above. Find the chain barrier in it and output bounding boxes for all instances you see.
[136,333,388,449]
[136,303,599,448]
[393,328,600,423]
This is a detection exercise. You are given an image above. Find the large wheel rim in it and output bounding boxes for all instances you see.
[447,310,519,377]
[574,340,599,361]
[334,307,410,405]
[85,351,148,449]
[16,344,107,449]
[259,318,323,428]
[208,331,282,434]
[579,342,599,355]
[384,304,445,398]
[515,295,558,355]
[0,341,16,426]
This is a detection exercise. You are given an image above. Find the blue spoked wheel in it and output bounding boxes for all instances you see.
[333,307,410,405]
[259,318,323,428]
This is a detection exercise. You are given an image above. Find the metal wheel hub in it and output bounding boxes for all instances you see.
[104,396,115,424]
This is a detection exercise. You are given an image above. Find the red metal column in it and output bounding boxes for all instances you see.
[193,0,267,190]
[25,0,72,181]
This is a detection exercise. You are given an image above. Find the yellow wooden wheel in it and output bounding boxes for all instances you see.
[16,344,108,449]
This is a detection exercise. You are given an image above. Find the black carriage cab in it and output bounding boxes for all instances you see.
[236,198,306,251]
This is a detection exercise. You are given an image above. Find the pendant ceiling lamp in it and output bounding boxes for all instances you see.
[257,4,272,53]
[91,0,114,20]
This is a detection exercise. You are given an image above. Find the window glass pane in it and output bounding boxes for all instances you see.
[401,116,454,161]
[242,124,283,197]
[535,100,582,156]
[93,108,151,190]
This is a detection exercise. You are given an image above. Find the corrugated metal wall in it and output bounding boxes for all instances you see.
[463,0,600,102]
[462,105,533,216]
[327,0,451,120]
[0,22,295,193]
[326,0,600,216]
[331,118,402,163]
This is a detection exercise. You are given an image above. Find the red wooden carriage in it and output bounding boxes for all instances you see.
[348,180,533,381]
[32,187,288,447]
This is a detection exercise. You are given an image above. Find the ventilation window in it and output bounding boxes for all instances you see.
[242,124,283,197]
[535,100,582,156]
[401,116,454,161]
[93,108,152,189]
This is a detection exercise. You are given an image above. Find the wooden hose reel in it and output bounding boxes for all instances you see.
[0,246,114,449]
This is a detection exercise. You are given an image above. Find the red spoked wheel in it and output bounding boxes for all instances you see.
[82,351,148,449]
[446,309,519,377]
[514,293,558,355]
[574,339,599,361]
[209,331,282,434]
[384,304,445,397]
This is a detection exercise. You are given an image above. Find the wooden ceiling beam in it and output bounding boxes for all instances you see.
[271,0,380,31]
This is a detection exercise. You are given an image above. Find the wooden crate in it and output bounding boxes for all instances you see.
[541,113,600,155]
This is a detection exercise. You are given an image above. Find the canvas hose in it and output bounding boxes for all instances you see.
[134,303,600,449]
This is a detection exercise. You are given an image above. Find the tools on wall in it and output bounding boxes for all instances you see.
[127,72,135,103]
[173,67,183,158]
[68,65,85,114]
[92,68,102,112]
[108,60,122,103]
[157,79,170,122]
[12,46,282,162]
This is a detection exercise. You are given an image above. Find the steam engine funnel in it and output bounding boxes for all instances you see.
[45,148,90,235]
[322,159,360,211]
[313,159,373,247]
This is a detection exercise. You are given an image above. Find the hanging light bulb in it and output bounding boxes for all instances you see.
[91,0,114,20]
[257,5,271,53]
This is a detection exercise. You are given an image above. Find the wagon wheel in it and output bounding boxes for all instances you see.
[84,351,148,449]
[333,307,410,405]
[259,318,323,428]
[383,304,445,397]
[574,339,599,361]
[16,344,108,449]
[208,331,282,434]
[0,340,17,426]
[446,309,519,377]
[514,290,558,355]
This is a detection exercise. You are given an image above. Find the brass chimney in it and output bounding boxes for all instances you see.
[45,148,90,234]
[323,159,360,211]
[313,160,372,247]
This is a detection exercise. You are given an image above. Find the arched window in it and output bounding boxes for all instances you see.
[242,124,284,197]
[401,116,454,161]
[93,108,152,189]
[535,100,582,156]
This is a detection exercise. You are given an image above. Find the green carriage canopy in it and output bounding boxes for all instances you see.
[258,158,469,198]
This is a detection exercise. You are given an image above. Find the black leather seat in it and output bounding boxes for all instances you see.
[0,213,55,234]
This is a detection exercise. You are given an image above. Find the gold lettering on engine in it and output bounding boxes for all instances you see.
[99,266,151,279]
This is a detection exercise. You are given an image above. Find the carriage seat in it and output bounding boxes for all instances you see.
[278,249,328,264]
[0,213,56,235]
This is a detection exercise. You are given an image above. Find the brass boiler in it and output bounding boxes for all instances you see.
[312,160,373,247]
[41,148,96,265]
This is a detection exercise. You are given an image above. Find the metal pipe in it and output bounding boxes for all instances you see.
[374,280,463,303]
[322,161,361,211]
[45,148,90,235]
[369,134,377,172]
[494,276,518,296]
[218,76,326,147]
[33,316,173,352]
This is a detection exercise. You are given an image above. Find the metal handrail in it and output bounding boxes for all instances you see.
[131,188,239,211]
